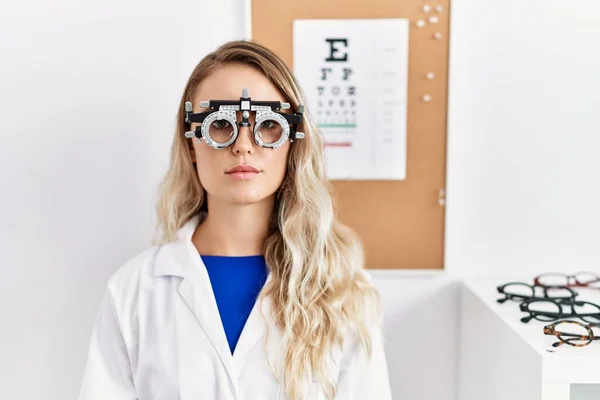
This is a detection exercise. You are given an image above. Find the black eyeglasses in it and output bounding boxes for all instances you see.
[496,282,578,304]
[519,298,600,324]
[543,320,600,347]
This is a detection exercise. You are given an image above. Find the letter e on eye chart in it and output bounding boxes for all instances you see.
[293,19,409,180]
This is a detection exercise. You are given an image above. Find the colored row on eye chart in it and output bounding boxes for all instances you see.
[293,19,409,180]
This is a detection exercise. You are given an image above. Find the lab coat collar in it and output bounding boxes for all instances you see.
[152,211,277,391]
[153,212,205,278]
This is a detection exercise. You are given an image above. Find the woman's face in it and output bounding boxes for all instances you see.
[189,63,291,207]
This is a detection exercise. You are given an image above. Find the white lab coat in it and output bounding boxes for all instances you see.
[78,213,393,400]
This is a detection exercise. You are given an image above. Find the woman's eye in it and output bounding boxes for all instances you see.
[211,120,231,130]
[260,121,277,129]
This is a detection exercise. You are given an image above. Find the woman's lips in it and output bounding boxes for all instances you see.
[226,171,260,180]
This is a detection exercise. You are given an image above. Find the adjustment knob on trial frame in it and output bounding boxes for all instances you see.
[184,101,193,123]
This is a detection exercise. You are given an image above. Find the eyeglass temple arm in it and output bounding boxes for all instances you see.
[552,335,599,347]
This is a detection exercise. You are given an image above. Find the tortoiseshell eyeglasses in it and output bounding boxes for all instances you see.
[543,320,600,347]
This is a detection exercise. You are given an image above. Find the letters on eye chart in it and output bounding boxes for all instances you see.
[293,19,409,180]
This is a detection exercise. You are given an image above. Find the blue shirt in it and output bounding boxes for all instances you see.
[200,255,269,354]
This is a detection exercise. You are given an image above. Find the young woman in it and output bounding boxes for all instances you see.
[79,40,392,400]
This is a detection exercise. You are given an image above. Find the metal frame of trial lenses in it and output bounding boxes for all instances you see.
[184,88,305,150]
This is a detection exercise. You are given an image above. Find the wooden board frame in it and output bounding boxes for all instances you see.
[251,0,450,270]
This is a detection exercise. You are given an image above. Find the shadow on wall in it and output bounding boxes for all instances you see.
[378,278,461,400]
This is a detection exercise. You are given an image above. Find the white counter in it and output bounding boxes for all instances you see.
[459,279,600,400]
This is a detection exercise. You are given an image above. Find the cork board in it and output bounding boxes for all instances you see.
[251,0,450,270]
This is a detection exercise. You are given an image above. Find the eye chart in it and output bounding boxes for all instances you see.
[293,19,409,180]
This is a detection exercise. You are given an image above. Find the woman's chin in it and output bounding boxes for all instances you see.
[226,191,268,206]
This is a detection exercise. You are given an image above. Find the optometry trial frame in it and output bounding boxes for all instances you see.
[184,88,306,150]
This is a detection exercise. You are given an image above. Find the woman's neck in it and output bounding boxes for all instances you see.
[191,195,275,256]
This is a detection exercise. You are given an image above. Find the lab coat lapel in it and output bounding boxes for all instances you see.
[177,257,237,388]
[232,272,275,363]
[153,213,237,392]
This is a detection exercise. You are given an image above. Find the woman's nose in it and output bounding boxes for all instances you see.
[231,125,255,155]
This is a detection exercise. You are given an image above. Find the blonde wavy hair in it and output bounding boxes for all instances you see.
[153,40,382,400]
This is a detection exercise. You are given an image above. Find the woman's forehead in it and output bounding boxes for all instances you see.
[194,65,285,103]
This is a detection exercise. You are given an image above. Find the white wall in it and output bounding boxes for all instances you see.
[0,1,245,399]
[1,0,599,399]
[373,273,460,400]
[445,0,600,278]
